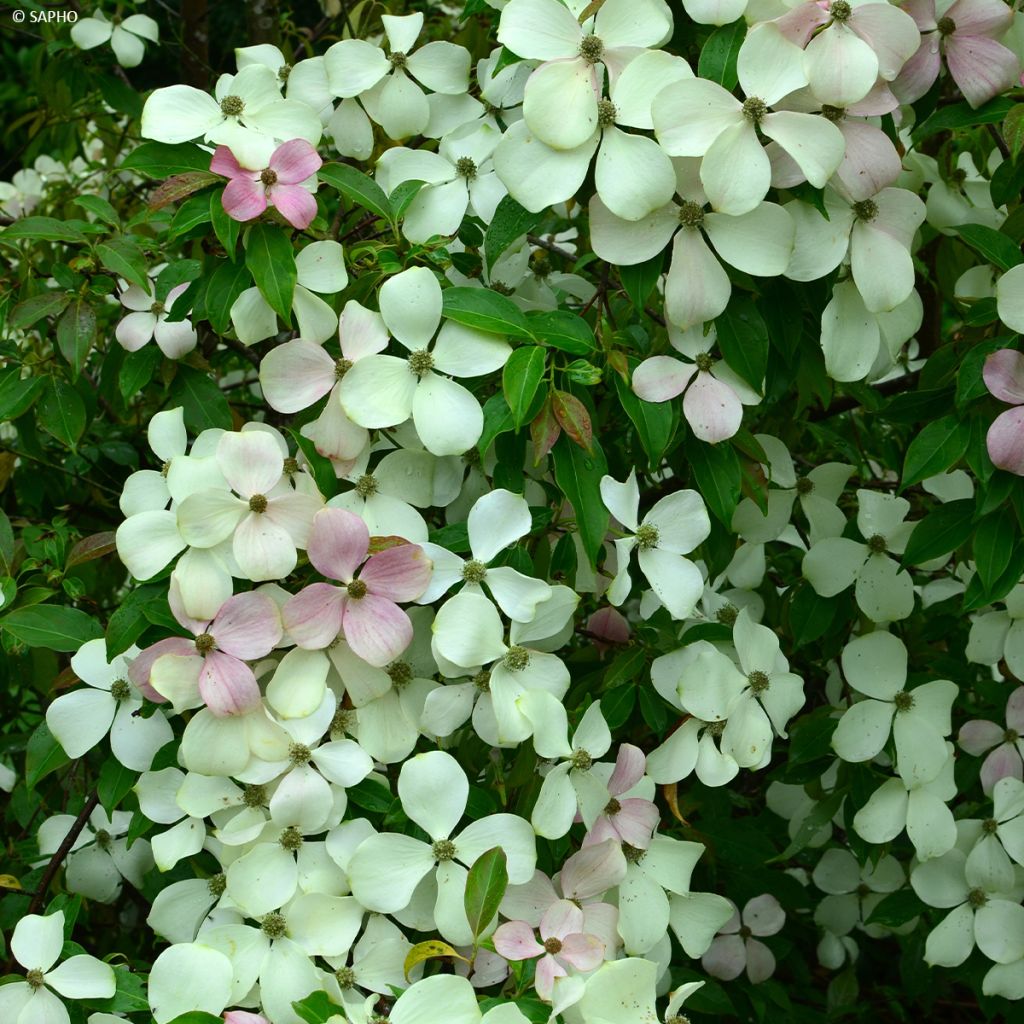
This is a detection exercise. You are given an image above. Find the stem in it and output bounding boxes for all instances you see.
[28,790,99,915]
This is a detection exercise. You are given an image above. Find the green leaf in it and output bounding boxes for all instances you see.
[715,295,768,391]
[952,223,1022,272]
[901,415,970,489]
[97,239,152,291]
[618,252,664,311]
[686,438,741,526]
[479,392,515,454]
[210,190,241,256]
[171,366,232,432]
[25,722,69,791]
[98,758,137,816]
[318,162,392,222]
[0,216,88,244]
[73,194,119,227]
[120,141,212,177]
[503,345,547,428]
[697,19,746,90]
[164,1014,226,1024]
[291,993,345,1024]
[9,290,71,329]
[203,257,252,334]
[246,223,297,322]
[39,377,87,449]
[443,286,533,338]
[346,777,394,814]
[106,584,163,658]
[2,604,102,651]
[902,499,975,566]
[912,96,1014,142]
[528,309,595,354]
[787,584,839,648]
[990,156,1024,210]
[119,345,162,400]
[168,193,214,239]
[484,195,542,272]
[602,684,637,729]
[156,259,203,302]
[0,368,44,421]
[865,889,927,928]
[1003,104,1024,160]
[290,430,337,499]
[974,504,1016,590]
[614,371,674,468]
[464,846,509,939]
[0,509,13,574]
[389,179,428,220]
[551,434,609,569]
[55,298,97,378]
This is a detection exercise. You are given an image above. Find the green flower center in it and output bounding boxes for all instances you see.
[571,748,593,771]
[283,457,299,476]
[821,104,846,123]
[261,911,288,938]
[796,477,815,495]
[866,533,887,553]
[95,829,112,850]
[502,645,531,671]
[462,559,488,584]
[408,349,435,377]
[605,797,621,815]
[544,936,563,954]
[473,670,491,693]
[433,838,457,861]
[748,670,770,694]
[937,16,956,35]
[694,352,714,373]
[597,98,617,127]
[1005,728,1020,743]
[195,632,216,655]
[347,579,368,600]
[335,965,357,988]
[249,493,269,513]
[982,817,999,835]
[335,357,353,380]
[622,843,646,865]
[280,826,304,851]
[853,199,879,223]
[389,51,408,69]
[716,604,739,626]
[455,156,478,180]
[355,473,379,498]
[678,201,705,230]
[387,660,413,688]
[26,968,45,990]
[150,300,165,315]
[220,95,244,117]
[968,887,988,908]
[579,35,604,64]
[635,523,660,550]
[289,742,312,767]
[332,707,355,733]
[208,872,227,897]
[111,678,131,701]
[742,96,768,125]
[260,168,278,187]
[278,64,292,82]
[893,691,914,713]
[530,251,551,278]
[830,0,852,21]
[243,783,267,807]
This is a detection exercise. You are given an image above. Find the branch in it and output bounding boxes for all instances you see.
[28,790,99,915]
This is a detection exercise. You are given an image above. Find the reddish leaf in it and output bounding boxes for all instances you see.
[552,389,593,451]
[66,531,116,568]
[530,396,561,464]
[148,171,220,211]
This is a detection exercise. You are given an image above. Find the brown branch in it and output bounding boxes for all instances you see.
[28,790,99,915]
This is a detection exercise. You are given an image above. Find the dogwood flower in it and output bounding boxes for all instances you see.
[832,630,957,785]
[0,911,115,1024]
[338,267,512,455]
[347,750,536,944]
[496,0,674,151]
[283,507,431,666]
[895,0,1019,108]
[115,278,198,359]
[702,894,785,983]
[803,490,917,622]
[600,471,711,620]
[983,349,1024,475]
[324,12,470,139]
[630,324,761,441]
[46,638,171,770]
[136,586,283,716]
[580,960,702,1024]
[494,901,605,1000]
[212,139,321,230]
[176,428,324,581]
[419,488,550,622]
[959,687,1024,794]
[71,10,159,68]
[140,64,322,169]
[813,848,907,940]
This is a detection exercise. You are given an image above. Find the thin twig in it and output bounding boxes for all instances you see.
[28,790,99,915]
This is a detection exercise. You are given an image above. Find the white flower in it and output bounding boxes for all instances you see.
[831,631,957,785]
[600,470,710,619]
[347,750,537,945]
[115,277,197,359]
[0,911,115,1024]
[46,638,172,771]
[71,10,159,68]
[338,267,512,456]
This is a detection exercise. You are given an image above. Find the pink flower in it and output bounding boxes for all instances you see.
[895,0,1019,108]
[493,900,605,1001]
[701,894,785,984]
[211,139,322,229]
[283,507,432,667]
[983,349,1024,475]
[584,745,660,850]
[224,1014,269,1024]
[958,686,1024,794]
[130,584,282,716]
